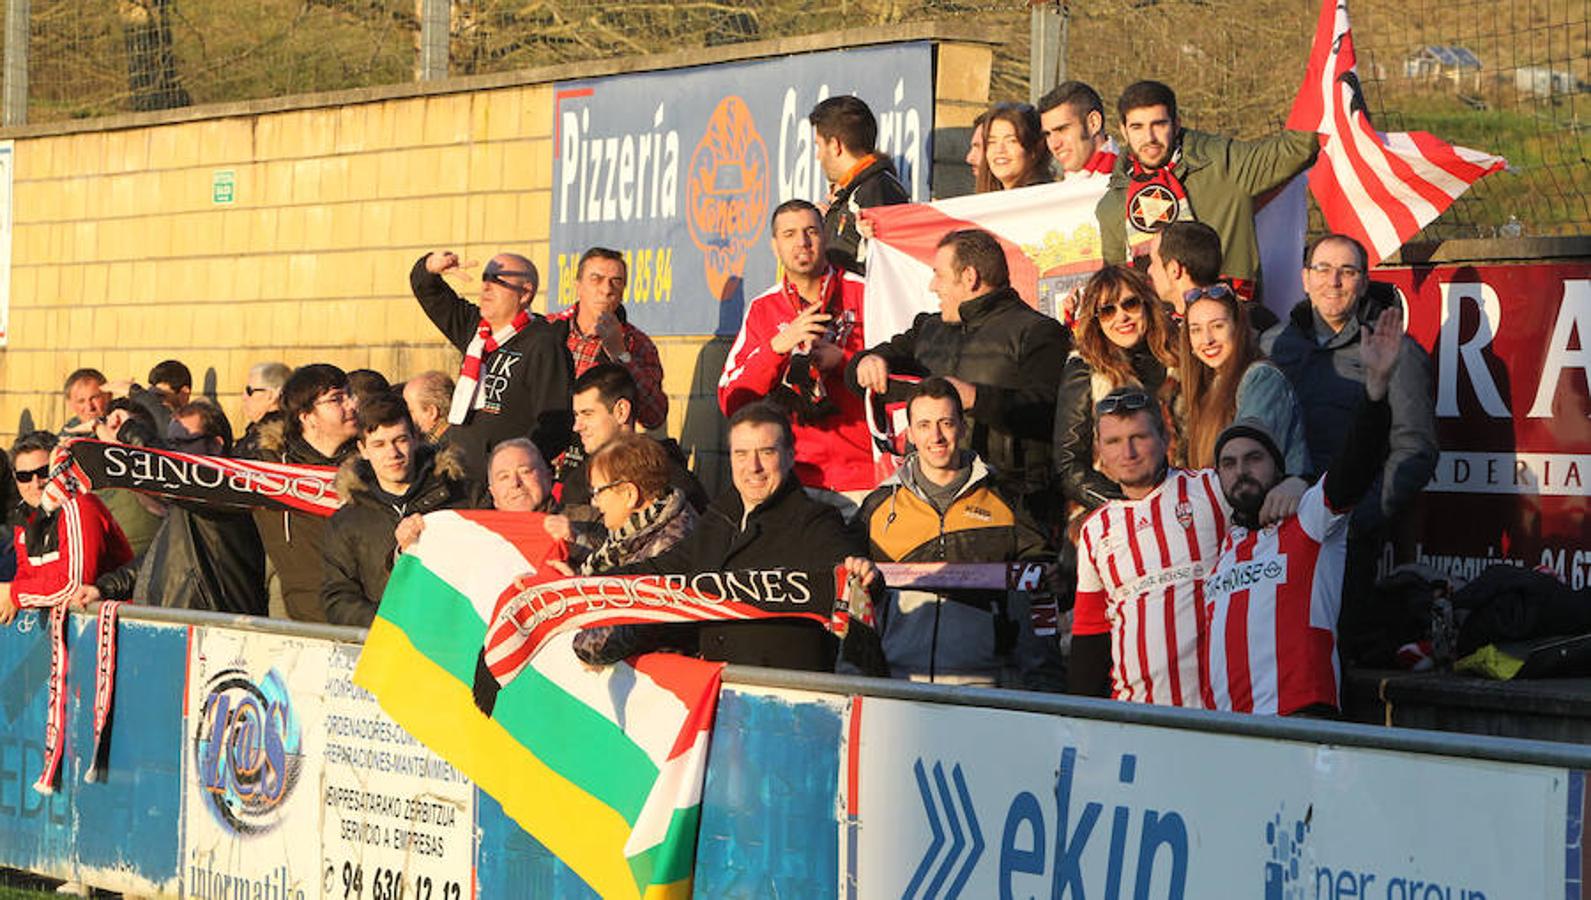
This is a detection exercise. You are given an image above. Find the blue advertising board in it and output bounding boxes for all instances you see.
[0,613,184,892]
[548,42,935,336]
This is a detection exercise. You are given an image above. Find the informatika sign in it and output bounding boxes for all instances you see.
[548,42,933,336]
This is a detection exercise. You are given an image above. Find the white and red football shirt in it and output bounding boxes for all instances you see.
[1203,483,1350,715]
[1073,469,1230,706]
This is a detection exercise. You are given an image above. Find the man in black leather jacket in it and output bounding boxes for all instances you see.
[849,228,1071,526]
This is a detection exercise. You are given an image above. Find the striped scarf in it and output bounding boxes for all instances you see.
[448,308,532,424]
[14,498,124,793]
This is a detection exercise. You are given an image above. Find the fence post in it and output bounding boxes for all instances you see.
[3,0,27,126]
[418,0,448,82]
[1028,0,1067,104]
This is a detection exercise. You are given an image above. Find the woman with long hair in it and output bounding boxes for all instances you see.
[1177,285,1308,472]
[1053,265,1181,512]
[974,102,1053,193]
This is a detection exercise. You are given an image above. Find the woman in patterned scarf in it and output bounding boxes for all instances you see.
[570,433,699,663]
[578,433,698,575]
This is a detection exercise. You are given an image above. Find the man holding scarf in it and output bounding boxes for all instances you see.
[1095,80,1316,304]
[719,199,874,508]
[410,250,575,482]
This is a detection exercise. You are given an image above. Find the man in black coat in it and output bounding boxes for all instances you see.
[321,394,473,627]
[597,403,881,672]
[410,249,575,479]
[809,95,911,274]
[849,227,1071,526]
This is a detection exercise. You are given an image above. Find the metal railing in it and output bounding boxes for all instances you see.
[106,601,1591,771]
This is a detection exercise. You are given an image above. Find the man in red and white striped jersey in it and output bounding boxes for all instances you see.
[1069,389,1306,705]
[1205,305,1403,716]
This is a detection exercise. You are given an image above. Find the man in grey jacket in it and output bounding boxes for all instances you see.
[1262,233,1439,658]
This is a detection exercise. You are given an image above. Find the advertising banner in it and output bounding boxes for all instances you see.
[849,697,1578,899]
[183,628,329,900]
[1381,261,1590,585]
[548,42,934,336]
[320,644,474,900]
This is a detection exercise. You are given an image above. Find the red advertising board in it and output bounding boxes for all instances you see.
[1375,260,1590,588]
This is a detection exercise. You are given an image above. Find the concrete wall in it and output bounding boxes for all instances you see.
[0,24,996,487]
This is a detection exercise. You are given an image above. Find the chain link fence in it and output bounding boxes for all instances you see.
[2,0,1586,238]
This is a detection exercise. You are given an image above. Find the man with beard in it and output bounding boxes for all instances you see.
[1205,305,1402,716]
[1069,387,1307,705]
[720,199,873,508]
[1095,80,1315,303]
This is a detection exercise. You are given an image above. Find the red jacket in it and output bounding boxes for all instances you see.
[12,494,133,606]
[718,269,876,492]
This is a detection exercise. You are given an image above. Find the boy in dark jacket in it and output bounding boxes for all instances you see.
[321,394,472,627]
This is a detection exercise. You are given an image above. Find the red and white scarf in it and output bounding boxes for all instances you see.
[448,308,532,425]
[14,496,125,793]
[1125,145,1194,240]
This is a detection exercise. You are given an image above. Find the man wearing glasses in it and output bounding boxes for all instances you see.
[235,361,291,459]
[410,250,575,483]
[242,363,360,622]
[1263,233,1438,661]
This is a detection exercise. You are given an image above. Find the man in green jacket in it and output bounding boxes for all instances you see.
[1096,80,1316,303]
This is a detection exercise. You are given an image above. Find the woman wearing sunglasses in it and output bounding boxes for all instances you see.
[1178,284,1309,472]
[2,431,132,625]
[1054,266,1181,514]
[566,433,699,664]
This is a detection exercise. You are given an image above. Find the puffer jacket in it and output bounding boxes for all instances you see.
[1263,285,1439,532]
[859,454,1051,684]
[243,417,353,623]
[320,443,473,627]
[1052,346,1175,512]
[847,285,1071,515]
[1096,127,1317,291]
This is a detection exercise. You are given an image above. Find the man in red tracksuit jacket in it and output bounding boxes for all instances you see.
[718,199,876,507]
[4,432,131,621]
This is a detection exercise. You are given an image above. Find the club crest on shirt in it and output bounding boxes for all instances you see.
[1174,500,1194,530]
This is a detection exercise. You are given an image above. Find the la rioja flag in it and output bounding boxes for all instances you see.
[1288,0,1506,265]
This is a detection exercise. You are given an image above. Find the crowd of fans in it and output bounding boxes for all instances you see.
[0,81,1438,719]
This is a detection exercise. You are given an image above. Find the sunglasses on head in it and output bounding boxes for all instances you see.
[1096,295,1144,321]
[1183,283,1235,305]
[13,466,49,483]
[1096,392,1152,416]
[482,260,533,291]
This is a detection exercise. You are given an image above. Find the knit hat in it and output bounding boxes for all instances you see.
[1214,417,1285,472]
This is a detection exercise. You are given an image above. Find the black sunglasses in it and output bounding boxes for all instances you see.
[13,466,49,483]
[1096,392,1152,416]
[483,260,534,291]
[1097,295,1144,321]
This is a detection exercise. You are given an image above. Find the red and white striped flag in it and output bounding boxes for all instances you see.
[1288,0,1506,265]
